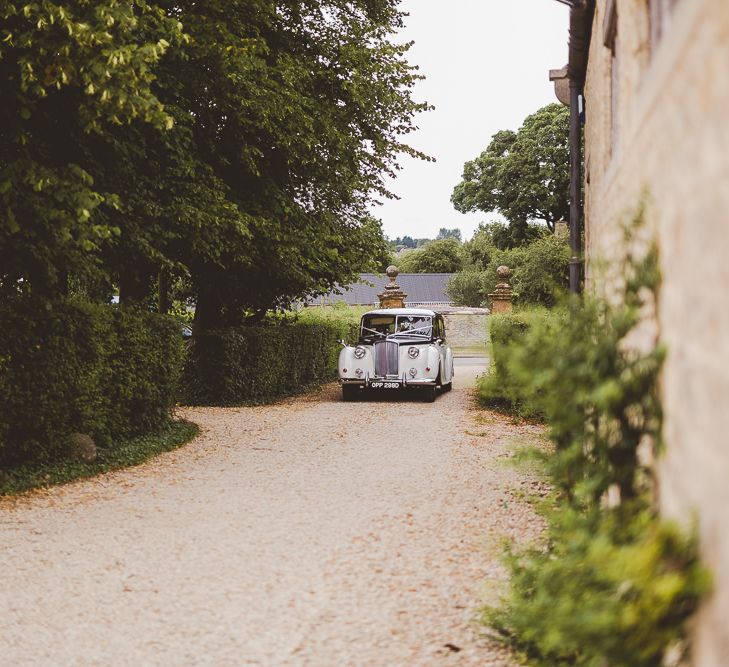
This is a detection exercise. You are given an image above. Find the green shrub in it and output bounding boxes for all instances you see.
[0,296,184,467]
[445,271,490,308]
[397,238,464,273]
[489,502,709,667]
[510,235,570,306]
[447,235,569,308]
[478,309,550,417]
[181,316,358,405]
[484,248,710,666]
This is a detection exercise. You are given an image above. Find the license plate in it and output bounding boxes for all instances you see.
[370,381,400,389]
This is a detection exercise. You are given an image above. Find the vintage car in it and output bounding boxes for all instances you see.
[338,308,454,402]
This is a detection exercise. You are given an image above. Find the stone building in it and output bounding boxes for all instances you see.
[557,1,729,664]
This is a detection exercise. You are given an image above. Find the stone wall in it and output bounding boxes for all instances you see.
[583,1,729,664]
[437,308,489,356]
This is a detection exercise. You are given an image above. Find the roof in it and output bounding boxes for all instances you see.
[362,308,437,317]
[308,273,454,306]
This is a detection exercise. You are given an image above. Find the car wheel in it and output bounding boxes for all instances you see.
[422,385,437,403]
[438,367,452,393]
[342,385,359,402]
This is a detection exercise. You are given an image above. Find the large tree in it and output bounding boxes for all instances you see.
[0,1,183,298]
[1,1,428,329]
[451,103,569,236]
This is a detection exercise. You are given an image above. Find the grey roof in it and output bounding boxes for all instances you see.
[308,273,454,306]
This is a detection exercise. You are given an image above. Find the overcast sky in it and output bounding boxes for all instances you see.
[374,0,569,241]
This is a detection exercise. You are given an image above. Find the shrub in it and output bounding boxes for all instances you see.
[477,309,550,417]
[447,234,569,308]
[484,248,710,666]
[181,316,359,405]
[397,238,464,273]
[0,296,184,467]
[510,234,570,306]
[488,503,709,667]
[445,271,490,308]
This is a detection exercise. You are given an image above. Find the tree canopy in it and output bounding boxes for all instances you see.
[0,0,429,328]
[397,238,463,273]
[436,227,462,241]
[451,104,569,237]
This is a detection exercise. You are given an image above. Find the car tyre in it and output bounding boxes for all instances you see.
[342,385,359,402]
[423,385,437,403]
[438,367,452,393]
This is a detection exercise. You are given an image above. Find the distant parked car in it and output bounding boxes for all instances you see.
[338,308,454,402]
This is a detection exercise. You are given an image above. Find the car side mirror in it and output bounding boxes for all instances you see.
[338,339,346,348]
[435,338,443,345]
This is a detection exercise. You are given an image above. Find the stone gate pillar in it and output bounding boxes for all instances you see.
[488,265,513,314]
[378,265,407,309]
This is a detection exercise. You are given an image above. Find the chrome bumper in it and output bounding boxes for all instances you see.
[340,375,437,388]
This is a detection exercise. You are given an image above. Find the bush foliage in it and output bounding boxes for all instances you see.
[0,297,184,467]
[482,249,710,666]
[446,228,569,308]
[182,310,359,406]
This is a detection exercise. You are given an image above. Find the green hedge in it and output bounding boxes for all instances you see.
[478,310,543,416]
[0,297,184,467]
[182,318,358,406]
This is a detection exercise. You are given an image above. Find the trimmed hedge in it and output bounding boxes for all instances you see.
[0,297,184,467]
[182,318,358,405]
[478,310,537,415]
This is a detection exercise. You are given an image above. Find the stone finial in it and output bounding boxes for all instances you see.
[378,265,408,309]
[554,219,569,238]
[488,265,513,314]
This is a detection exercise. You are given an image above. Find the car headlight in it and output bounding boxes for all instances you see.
[409,368,417,377]
[354,346,366,359]
[407,346,420,359]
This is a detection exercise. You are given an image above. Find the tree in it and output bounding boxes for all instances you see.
[397,238,463,273]
[446,235,570,308]
[451,104,569,236]
[0,1,184,298]
[1,1,429,329]
[461,221,548,270]
[436,227,462,241]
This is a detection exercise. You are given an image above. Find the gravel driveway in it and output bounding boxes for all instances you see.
[0,360,544,667]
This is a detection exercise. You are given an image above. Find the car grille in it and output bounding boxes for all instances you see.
[374,341,399,377]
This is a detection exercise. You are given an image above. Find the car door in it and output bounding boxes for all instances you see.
[438,316,453,383]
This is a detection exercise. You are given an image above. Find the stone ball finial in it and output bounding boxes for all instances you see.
[496,265,511,281]
[386,265,399,280]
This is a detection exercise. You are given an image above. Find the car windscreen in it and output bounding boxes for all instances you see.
[360,315,396,341]
[393,315,432,339]
[360,314,432,341]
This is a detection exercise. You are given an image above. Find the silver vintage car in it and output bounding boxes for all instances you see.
[338,308,454,402]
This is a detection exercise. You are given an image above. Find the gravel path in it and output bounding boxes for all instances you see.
[0,360,545,667]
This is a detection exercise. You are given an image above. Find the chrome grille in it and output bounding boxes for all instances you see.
[374,341,399,377]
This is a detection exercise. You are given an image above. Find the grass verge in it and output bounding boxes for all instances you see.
[0,420,199,497]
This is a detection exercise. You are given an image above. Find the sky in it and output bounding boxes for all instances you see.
[374,0,570,242]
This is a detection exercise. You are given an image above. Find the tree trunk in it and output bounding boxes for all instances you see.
[193,280,225,333]
[119,267,153,306]
[157,269,171,314]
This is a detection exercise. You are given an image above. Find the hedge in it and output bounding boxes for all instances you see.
[182,318,358,406]
[478,310,542,416]
[0,297,184,468]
